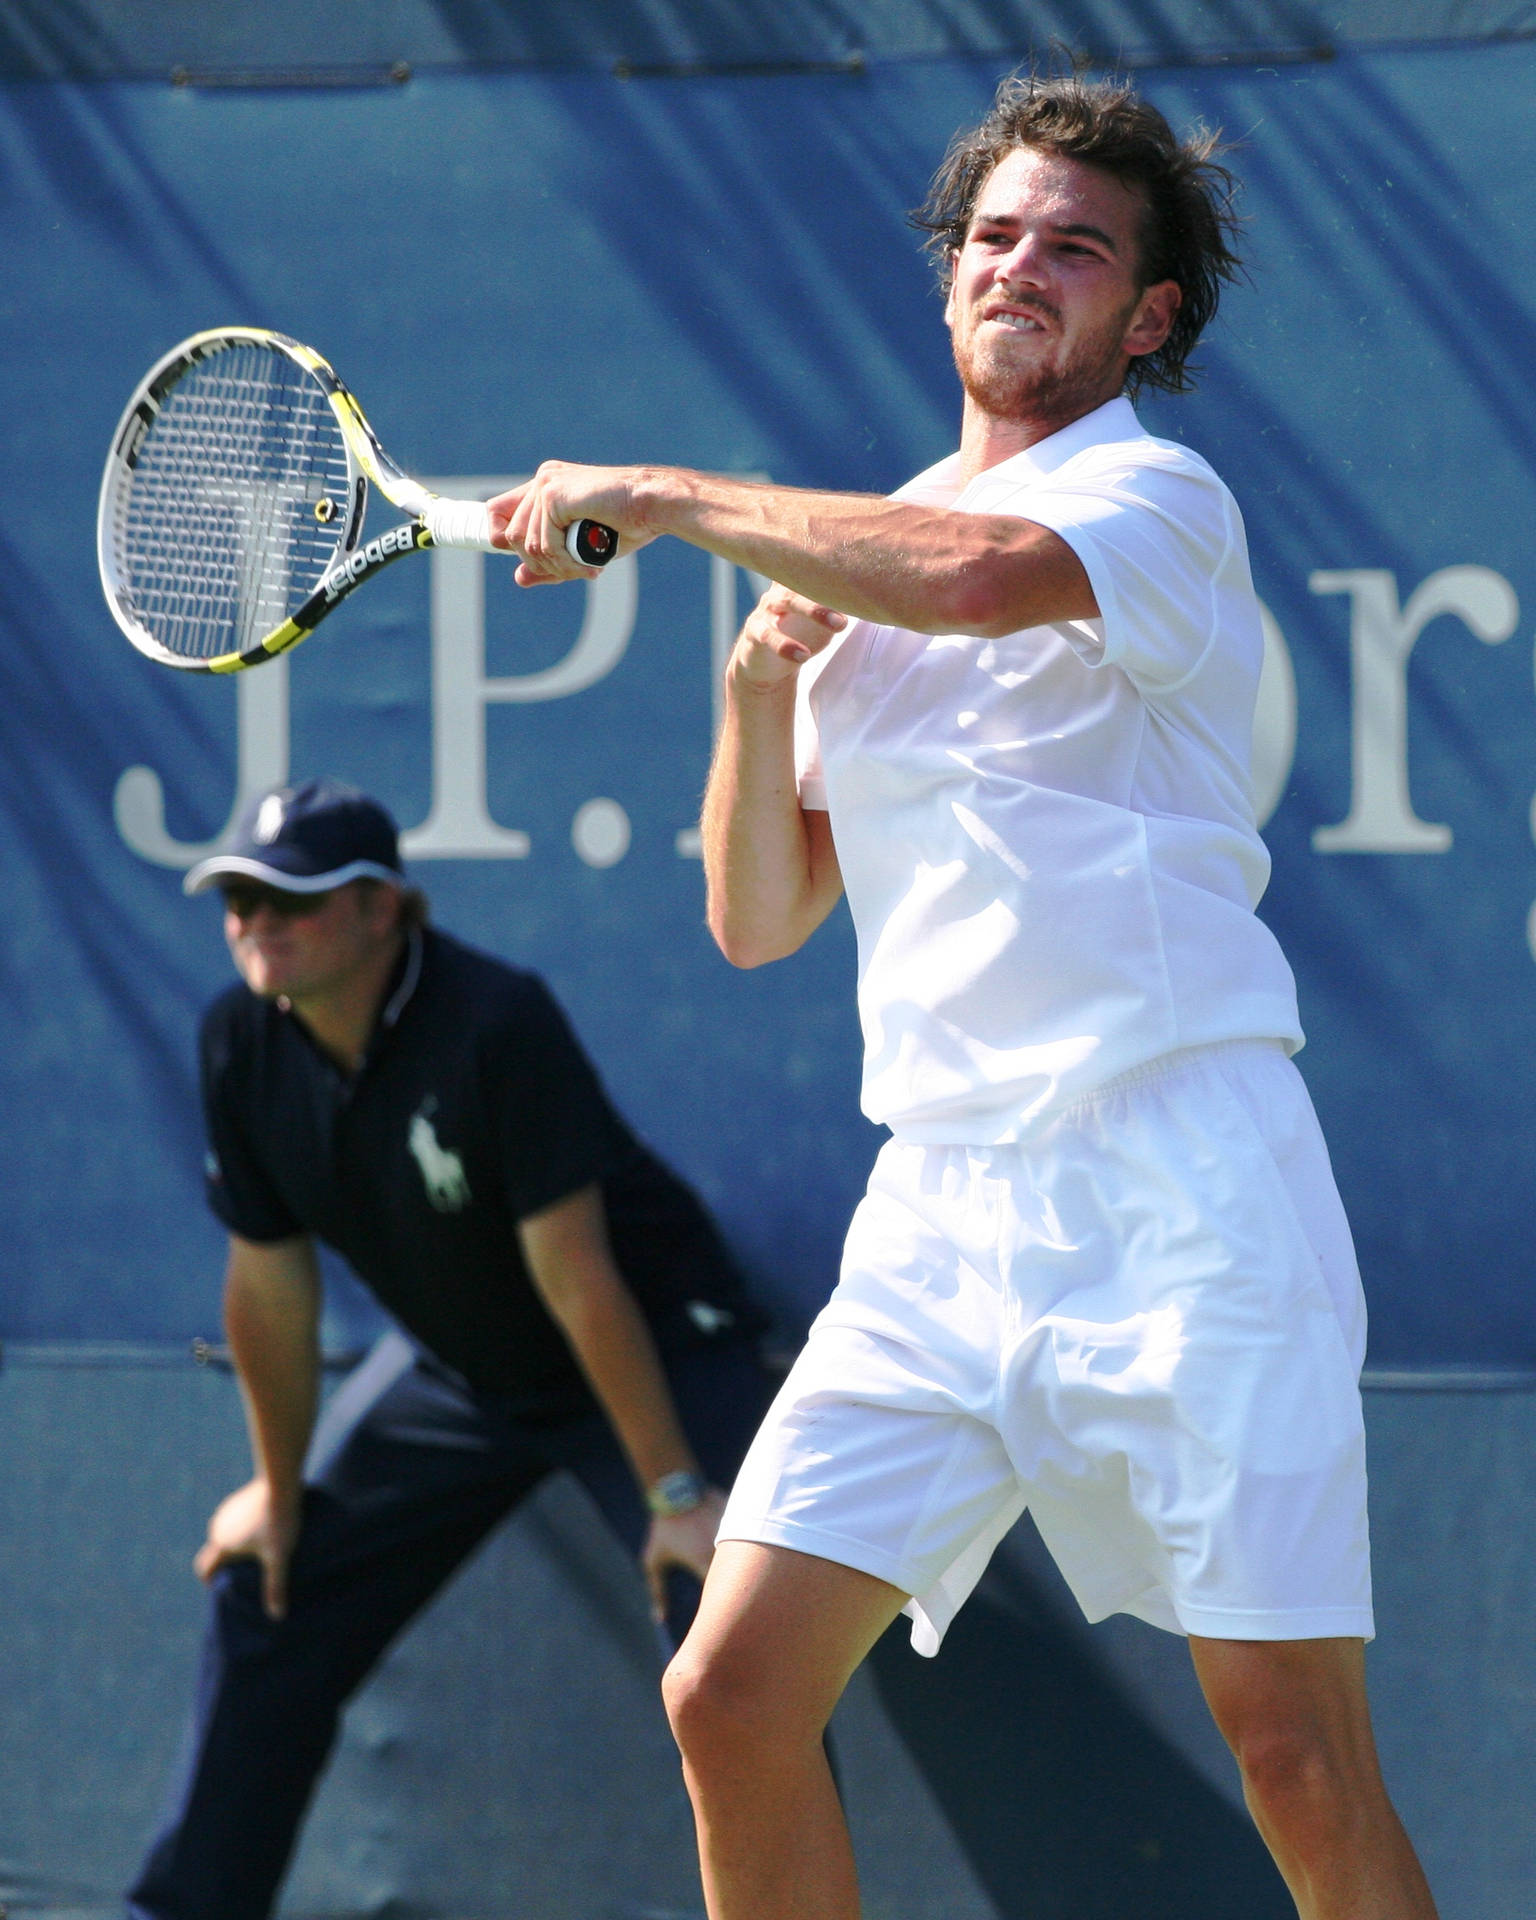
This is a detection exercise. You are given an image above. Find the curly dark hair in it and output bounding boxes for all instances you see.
[911,67,1243,397]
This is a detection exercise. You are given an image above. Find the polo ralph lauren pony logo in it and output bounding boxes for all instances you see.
[407,1097,471,1212]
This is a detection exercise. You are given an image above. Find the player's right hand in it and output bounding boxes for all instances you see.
[733,586,847,688]
[194,1475,301,1621]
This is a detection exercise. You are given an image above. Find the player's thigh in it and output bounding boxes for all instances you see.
[669,1539,909,1739]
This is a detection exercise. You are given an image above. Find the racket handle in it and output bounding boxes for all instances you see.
[422,499,617,569]
[421,497,497,550]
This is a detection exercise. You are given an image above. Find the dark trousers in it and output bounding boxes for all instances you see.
[126,1330,774,1920]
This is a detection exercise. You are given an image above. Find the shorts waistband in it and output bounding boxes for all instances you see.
[881,1038,1293,1148]
[1058,1037,1286,1120]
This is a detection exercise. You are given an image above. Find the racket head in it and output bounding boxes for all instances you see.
[98,328,371,672]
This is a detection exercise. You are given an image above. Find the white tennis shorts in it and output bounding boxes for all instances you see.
[719,1040,1373,1655]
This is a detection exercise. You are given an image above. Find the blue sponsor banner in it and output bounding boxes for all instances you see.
[2,43,1533,1362]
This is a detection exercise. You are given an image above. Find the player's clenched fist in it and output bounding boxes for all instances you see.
[732,586,847,687]
[486,461,645,584]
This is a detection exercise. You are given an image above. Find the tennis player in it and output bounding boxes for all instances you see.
[488,69,1437,1920]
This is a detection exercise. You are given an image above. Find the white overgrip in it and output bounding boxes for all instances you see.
[421,496,498,550]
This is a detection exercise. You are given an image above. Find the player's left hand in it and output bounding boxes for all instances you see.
[641,1487,728,1623]
[486,462,654,584]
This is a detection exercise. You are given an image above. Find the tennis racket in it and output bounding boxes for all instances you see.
[97,326,617,673]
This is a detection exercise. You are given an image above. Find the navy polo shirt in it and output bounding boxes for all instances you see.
[199,926,761,1410]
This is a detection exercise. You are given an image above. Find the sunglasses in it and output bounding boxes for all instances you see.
[219,883,336,920]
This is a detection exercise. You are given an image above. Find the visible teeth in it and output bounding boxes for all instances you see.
[990,312,1042,330]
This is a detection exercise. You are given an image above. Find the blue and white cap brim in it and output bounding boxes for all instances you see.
[182,855,405,897]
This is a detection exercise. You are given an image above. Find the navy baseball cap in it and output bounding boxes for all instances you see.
[183,780,404,896]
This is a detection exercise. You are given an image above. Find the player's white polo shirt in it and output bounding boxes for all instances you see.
[794,395,1302,1143]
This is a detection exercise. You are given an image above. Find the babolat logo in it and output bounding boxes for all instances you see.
[321,523,425,601]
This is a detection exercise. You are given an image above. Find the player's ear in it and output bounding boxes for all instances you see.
[1124,279,1180,358]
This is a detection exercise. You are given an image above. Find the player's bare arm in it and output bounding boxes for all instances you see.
[195,1232,322,1620]
[519,1183,727,1618]
[702,587,846,969]
[486,464,1097,638]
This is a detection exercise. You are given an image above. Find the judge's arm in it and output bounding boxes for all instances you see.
[518,1182,724,1619]
[194,1231,322,1620]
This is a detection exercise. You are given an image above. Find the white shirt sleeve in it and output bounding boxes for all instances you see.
[792,620,859,811]
[999,451,1247,694]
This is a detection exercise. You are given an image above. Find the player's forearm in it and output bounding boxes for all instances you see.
[702,666,839,968]
[223,1242,322,1506]
[633,467,1092,637]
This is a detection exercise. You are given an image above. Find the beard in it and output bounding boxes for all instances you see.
[951,298,1133,428]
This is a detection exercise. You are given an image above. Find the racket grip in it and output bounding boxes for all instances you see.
[422,497,498,550]
[423,499,617,568]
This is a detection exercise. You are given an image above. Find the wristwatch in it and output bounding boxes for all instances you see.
[647,1469,708,1517]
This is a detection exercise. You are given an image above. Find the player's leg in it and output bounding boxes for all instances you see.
[662,1540,907,1920]
[1189,1634,1438,1919]
[1012,1046,1434,1912]
[652,1141,1019,1918]
[126,1335,544,1920]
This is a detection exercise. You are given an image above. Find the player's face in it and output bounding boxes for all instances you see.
[945,146,1180,430]
[222,880,398,1005]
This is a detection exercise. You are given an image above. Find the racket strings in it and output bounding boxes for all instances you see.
[111,346,352,659]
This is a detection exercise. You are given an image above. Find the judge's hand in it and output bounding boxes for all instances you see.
[641,1487,728,1624]
[194,1476,301,1621]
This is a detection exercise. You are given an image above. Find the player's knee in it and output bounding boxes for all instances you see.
[662,1640,776,1770]
[1231,1717,1354,1828]
[661,1644,725,1758]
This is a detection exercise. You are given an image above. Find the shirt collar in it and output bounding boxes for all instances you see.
[895,395,1143,507]
[379,925,425,1030]
[343,926,425,1087]
[269,926,426,1092]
